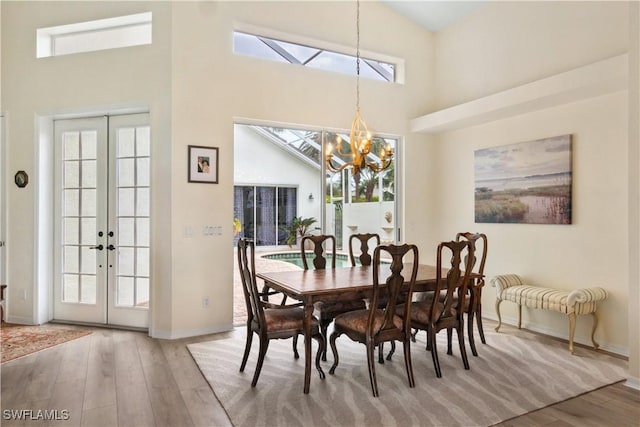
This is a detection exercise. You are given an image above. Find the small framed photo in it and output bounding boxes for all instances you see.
[188,145,219,184]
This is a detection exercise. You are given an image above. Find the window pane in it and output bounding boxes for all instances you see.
[80,246,96,274]
[118,158,135,187]
[64,218,79,245]
[64,160,79,188]
[136,247,149,276]
[118,247,135,276]
[136,278,149,307]
[136,127,150,156]
[81,131,97,159]
[137,157,150,186]
[64,246,79,273]
[119,217,135,246]
[80,275,96,304]
[117,276,134,306]
[118,128,135,158]
[64,132,80,160]
[63,274,79,303]
[64,189,80,216]
[136,217,150,246]
[81,160,97,188]
[234,32,288,63]
[255,187,276,246]
[136,188,150,216]
[81,189,97,217]
[81,217,96,245]
[118,188,135,216]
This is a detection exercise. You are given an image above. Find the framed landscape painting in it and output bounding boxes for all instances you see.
[474,134,572,224]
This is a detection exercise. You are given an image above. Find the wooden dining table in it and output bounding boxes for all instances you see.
[256,264,442,394]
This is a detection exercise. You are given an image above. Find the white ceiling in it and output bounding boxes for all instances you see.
[381,1,487,32]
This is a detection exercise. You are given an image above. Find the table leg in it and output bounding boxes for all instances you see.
[303,302,313,394]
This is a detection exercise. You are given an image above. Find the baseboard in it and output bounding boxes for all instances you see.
[4,315,38,325]
[624,376,640,390]
[151,323,234,340]
[482,313,629,358]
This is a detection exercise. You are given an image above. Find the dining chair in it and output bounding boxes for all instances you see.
[301,234,367,361]
[397,240,474,378]
[328,243,419,397]
[348,233,380,267]
[237,238,325,387]
[348,233,396,363]
[449,232,488,357]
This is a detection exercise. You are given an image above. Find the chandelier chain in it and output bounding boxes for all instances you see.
[356,0,360,113]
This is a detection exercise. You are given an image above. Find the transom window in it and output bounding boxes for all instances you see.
[233,31,396,83]
[37,12,152,58]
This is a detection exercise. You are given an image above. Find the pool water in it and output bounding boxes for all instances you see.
[262,252,354,268]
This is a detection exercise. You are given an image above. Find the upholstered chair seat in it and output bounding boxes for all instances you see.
[334,309,403,336]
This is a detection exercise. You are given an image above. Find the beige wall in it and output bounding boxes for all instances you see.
[1,1,434,337]
[431,1,632,356]
[435,1,629,109]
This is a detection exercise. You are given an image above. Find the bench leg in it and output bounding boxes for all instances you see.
[568,312,576,354]
[517,304,522,329]
[591,312,600,350]
[494,299,503,332]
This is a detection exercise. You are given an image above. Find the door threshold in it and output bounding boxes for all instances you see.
[49,319,148,333]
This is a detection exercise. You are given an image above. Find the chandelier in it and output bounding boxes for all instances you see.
[325,0,393,176]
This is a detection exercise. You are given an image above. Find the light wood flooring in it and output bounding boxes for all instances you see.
[1,324,638,427]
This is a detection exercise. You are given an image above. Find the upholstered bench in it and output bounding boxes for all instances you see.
[490,274,608,353]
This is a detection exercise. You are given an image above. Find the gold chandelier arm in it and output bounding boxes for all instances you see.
[326,157,352,174]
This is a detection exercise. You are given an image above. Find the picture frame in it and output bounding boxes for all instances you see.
[188,145,219,184]
[474,134,572,225]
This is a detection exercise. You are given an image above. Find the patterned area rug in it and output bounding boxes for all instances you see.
[188,327,627,427]
[1,323,92,363]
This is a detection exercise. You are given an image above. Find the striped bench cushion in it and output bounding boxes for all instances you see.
[491,274,608,315]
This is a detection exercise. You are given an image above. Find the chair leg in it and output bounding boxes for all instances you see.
[429,328,442,378]
[446,328,453,355]
[240,326,253,372]
[328,331,341,375]
[314,335,326,379]
[467,310,478,357]
[457,324,470,370]
[293,334,299,359]
[251,337,270,387]
[378,342,385,364]
[366,341,379,397]
[386,341,396,361]
[403,339,415,388]
[476,302,487,344]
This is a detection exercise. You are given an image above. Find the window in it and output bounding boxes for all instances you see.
[37,12,152,58]
[234,186,298,246]
[233,31,396,83]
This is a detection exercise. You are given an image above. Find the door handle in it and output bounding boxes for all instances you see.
[107,244,116,251]
[90,244,104,250]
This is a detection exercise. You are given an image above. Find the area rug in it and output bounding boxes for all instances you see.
[1,323,92,363]
[188,327,627,427]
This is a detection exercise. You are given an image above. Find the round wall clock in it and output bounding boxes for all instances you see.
[14,170,29,188]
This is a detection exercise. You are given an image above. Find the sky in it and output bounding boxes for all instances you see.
[474,134,572,181]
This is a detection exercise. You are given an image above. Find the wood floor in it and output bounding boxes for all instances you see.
[1,324,638,427]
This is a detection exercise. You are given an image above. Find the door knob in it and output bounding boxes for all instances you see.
[90,244,104,250]
[107,244,116,251]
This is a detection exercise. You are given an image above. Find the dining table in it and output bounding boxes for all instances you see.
[256,263,444,394]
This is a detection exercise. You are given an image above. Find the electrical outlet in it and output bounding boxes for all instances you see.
[202,296,210,308]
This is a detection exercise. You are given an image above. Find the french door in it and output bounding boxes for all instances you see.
[53,114,150,328]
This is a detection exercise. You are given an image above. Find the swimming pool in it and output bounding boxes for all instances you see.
[262,252,353,268]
